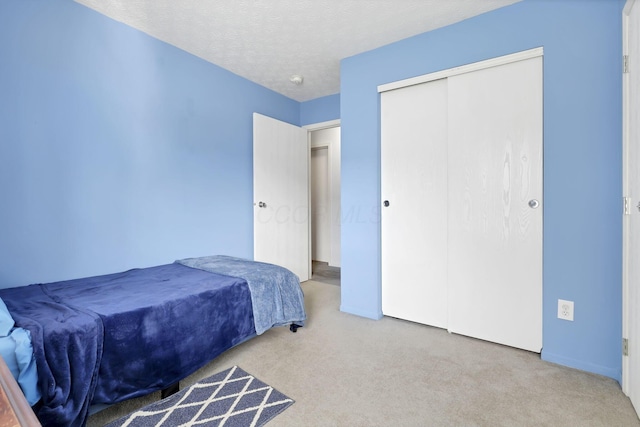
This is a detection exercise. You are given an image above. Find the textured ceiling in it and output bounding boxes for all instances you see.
[73,0,520,102]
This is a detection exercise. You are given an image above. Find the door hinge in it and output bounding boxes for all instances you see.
[624,338,629,356]
[624,196,631,215]
[624,55,630,74]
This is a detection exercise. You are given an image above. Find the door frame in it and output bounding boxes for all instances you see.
[378,47,543,92]
[304,119,341,274]
[622,0,637,402]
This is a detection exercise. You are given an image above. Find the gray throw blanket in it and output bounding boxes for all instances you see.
[176,256,306,335]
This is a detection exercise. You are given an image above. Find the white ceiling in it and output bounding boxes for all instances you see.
[73,0,520,102]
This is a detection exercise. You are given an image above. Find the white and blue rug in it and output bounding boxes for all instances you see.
[106,366,294,427]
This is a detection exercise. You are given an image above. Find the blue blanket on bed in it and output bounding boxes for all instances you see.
[176,255,307,335]
[0,284,104,427]
[0,263,258,427]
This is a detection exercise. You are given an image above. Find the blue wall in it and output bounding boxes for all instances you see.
[300,94,340,126]
[340,0,624,380]
[0,0,299,287]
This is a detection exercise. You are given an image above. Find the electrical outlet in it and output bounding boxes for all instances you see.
[558,299,574,321]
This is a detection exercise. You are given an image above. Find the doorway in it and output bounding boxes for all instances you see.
[253,115,340,283]
[308,124,341,286]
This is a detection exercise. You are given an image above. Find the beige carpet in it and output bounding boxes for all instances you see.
[312,261,340,286]
[89,281,640,426]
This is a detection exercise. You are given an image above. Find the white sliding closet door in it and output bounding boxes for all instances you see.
[380,49,543,353]
[381,79,449,328]
[447,57,543,352]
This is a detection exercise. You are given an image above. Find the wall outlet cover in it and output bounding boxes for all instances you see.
[558,299,574,321]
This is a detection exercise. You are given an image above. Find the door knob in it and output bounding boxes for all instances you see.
[258,201,267,208]
[383,200,390,207]
[528,199,540,209]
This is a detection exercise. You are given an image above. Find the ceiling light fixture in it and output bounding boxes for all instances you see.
[289,74,304,86]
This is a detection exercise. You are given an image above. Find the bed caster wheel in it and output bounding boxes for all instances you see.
[289,324,299,333]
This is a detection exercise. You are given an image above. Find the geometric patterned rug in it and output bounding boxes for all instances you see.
[105,366,294,427]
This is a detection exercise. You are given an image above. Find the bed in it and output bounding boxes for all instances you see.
[0,255,306,427]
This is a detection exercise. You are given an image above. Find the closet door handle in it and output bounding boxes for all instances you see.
[383,200,390,207]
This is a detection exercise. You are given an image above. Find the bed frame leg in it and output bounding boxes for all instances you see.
[289,324,300,333]
[161,382,179,399]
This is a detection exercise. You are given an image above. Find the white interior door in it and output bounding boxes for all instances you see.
[447,57,543,352]
[381,78,449,329]
[253,113,309,281]
[623,0,640,415]
[309,126,341,268]
[311,147,330,263]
